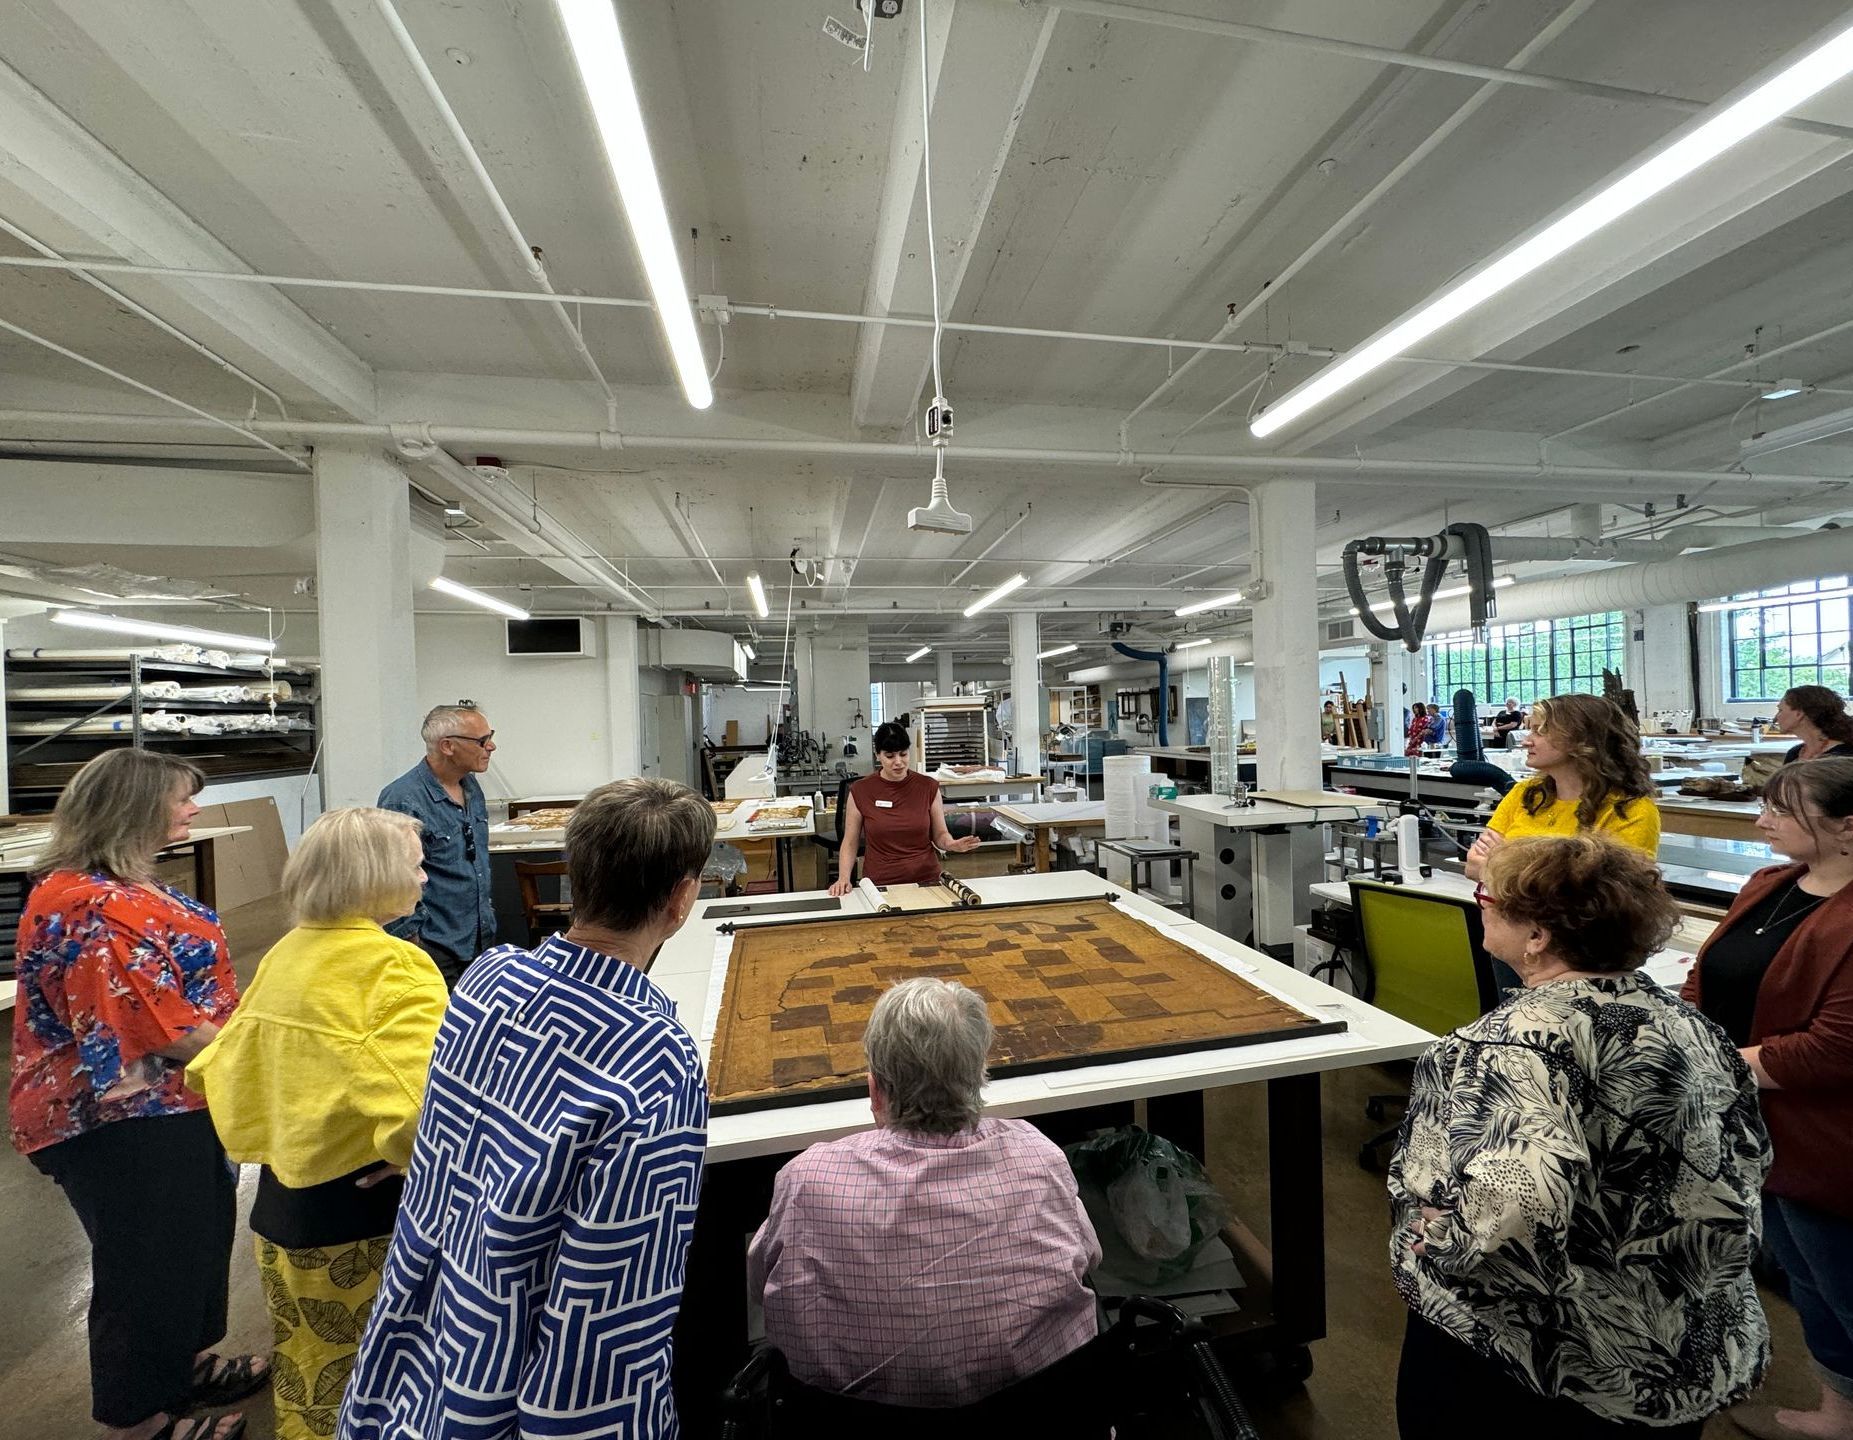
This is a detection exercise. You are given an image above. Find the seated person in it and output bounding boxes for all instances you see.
[748,978,1101,1406]
[1490,697,1526,748]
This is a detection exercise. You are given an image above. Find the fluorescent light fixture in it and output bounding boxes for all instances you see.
[746,573,770,619]
[1173,638,1214,650]
[1761,379,1810,400]
[444,505,468,518]
[743,683,790,692]
[905,645,932,662]
[1174,589,1244,617]
[1699,583,1853,613]
[742,642,756,661]
[1740,401,1853,459]
[431,575,531,620]
[555,0,713,409]
[1036,643,1079,659]
[1251,17,1853,439]
[963,573,1027,617]
[1433,575,1516,602]
[53,609,278,652]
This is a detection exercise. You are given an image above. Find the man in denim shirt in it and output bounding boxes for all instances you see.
[378,704,497,988]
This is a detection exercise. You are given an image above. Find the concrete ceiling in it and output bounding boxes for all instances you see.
[4,0,1853,665]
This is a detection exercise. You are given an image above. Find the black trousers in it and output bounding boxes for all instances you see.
[31,1109,238,1427]
[1397,1313,1706,1440]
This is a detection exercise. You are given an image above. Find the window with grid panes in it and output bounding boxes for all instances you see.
[869,684,885,728]
[1725,576,1851,701]
[1426,612,1626,706]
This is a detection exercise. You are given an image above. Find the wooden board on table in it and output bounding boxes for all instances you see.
[707,897,1343,1114]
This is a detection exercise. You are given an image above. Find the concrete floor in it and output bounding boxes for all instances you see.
[0,896,1817,1438]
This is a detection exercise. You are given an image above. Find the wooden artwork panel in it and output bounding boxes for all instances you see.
[707,898,1343,1113]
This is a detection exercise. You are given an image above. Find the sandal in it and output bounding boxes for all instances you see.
[150,1415,247,1440]
[186,1352,270,1410]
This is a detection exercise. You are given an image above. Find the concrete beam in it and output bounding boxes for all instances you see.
[0,57,377,418]
[849,1,1057,431]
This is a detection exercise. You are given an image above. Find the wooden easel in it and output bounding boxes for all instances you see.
[1330,674,1374,748]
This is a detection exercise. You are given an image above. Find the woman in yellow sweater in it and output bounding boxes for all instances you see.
[187,809,446,1440]
[1465,693,1660,882]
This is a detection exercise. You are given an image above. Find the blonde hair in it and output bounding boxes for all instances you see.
[1521,693,1654,828]
[283,807,425,925]
[42,750,206,881]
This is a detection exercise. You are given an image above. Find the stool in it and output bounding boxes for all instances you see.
[1094,839,1197,913]
[514,860,572,944]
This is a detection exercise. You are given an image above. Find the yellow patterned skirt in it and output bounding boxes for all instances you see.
[255,1235,389,1439]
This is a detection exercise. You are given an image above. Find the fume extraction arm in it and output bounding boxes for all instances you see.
[1342,522,1495,652]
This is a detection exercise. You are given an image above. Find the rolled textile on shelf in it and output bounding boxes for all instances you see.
[10,709,192,735]
[7,682,185,702]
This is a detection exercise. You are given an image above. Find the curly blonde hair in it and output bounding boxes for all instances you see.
[1520,693,1654,829]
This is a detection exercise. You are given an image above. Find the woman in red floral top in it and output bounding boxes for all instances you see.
[11,751,266,1440]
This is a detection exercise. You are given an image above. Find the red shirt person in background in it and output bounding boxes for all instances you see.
[829,722,981,893]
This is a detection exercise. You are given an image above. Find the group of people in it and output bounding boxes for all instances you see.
[9,692,1853,1440]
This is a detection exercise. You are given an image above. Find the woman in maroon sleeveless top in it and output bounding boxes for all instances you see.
[828,722,981,894]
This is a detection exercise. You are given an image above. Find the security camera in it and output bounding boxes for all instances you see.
[859,0,904,16]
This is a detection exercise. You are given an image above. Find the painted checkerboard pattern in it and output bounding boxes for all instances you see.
[709,898,1338,1112]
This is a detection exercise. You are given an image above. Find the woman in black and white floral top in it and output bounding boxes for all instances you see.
[1389,834,1771,1438]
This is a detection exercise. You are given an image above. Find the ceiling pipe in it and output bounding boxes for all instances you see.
[3,410,1845,492]
[369,0,619,422]
[1120,0,1600,445]
[404,442,660,617]
[2,253,1843,402]
[1415,525,1853,634]
[1069,636,1256,685]
[1038,0,1853,141]
[0,215,292,421]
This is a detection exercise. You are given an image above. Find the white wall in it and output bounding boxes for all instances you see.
[703,686,780,746]
[797,622,872,758]
[415,614,621,801]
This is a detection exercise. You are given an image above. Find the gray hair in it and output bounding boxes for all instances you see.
[41,750,206,881]
[864,978,993,1135]
[422,704,485,747]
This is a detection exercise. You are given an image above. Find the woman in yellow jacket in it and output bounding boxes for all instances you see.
[187,808,446,1440]
[1465,692,1661,880]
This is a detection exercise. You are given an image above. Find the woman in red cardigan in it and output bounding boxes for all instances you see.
[1684,758,1853,1440]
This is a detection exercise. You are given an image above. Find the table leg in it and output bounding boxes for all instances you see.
[1146,1089,1206,1163]
[673,1153,780,1439]
[194,839,217,912]
[1266,1071,1326,1344]
[1035,826,1052,873]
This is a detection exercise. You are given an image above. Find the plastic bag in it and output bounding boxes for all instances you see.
[1065,1126,1230,1286]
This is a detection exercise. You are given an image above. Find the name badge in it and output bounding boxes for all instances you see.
[875,799,894,809]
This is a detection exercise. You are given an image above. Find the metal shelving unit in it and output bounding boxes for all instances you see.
[4,654,319,811]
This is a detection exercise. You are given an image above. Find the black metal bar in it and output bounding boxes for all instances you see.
[130,653,144,750]
[1265,1071,1326,1344]
[1147,1089,1206,1164]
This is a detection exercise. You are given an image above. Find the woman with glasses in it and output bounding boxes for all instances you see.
[1682,759,1853,1440]
[1391,834,1769,1438]
[1465,693,1659,883]
[11,751,263,1440]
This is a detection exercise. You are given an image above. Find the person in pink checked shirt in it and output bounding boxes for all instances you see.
[747,977,1102,1407]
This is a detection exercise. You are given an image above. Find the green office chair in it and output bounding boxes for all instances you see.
[1347,880,1501,1171]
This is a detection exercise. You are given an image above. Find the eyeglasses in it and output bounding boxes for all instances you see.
[1473,883,1496,910]
[450,730,495,748]
[462,826,477,862]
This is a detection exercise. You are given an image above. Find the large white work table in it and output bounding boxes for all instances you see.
[1149,790,1390,952]
[659,869,1433,1426]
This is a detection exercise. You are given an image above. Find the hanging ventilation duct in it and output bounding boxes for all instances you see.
[1068,637,1255,684]
[1414,525,1853,635]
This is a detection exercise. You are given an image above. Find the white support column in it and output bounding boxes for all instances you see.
[936,648,955,699]
[1009,612,1043,776]
[602,615,642,780]
[1637,603,1694,720]
[314,446,416,809]
[1373,644,1421,754]
[1251,480,1320,791]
